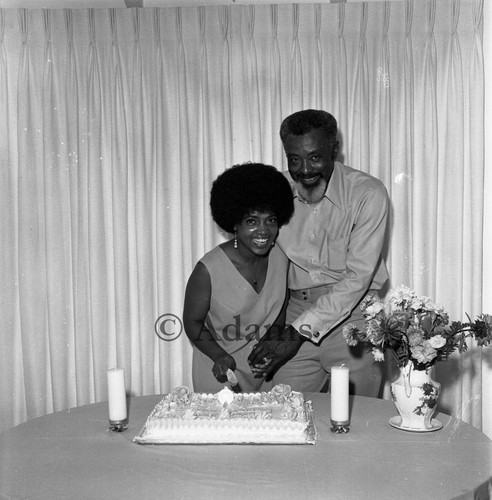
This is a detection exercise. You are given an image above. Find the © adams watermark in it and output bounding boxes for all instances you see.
[154,313,315,342]
[155,313,183,342]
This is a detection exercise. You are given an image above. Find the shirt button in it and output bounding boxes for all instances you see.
[310,234,316,240]
[313,276,320,281]
[313,332,320,338]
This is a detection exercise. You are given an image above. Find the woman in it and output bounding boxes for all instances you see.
[183,163,294,393]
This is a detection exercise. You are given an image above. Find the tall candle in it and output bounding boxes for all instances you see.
[331,365,349,422]
[107,367,127,422]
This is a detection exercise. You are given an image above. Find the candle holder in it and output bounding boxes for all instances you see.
[330,419,350,434]
[109,418,129,432]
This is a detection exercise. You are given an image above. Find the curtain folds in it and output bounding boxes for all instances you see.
[0,0,490,438]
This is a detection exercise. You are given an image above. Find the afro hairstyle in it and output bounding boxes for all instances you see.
[210,163,294,234]
[279,109,338,143]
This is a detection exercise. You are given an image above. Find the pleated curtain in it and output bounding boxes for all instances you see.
[1,0,490,438]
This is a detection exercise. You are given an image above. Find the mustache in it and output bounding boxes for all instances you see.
[294,171,323,178]
[294,172,323,183]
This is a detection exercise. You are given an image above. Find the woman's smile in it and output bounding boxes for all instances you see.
[252,237,270,248]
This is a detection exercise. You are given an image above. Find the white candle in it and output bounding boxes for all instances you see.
[331,365,349,422]
[107,367,127,421]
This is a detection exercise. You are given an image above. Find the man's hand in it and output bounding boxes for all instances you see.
[212,353,237,383]
[248,325,306,380]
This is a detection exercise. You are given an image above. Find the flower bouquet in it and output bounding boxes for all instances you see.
[343,285,492,431]
[343,285,492,371]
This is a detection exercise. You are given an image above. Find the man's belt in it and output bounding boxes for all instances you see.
[290,285,334,301]
[290,286,381,302]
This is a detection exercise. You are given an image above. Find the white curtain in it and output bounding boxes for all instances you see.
[1,0,490,438]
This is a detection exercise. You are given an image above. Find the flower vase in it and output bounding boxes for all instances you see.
[389,361,442,432]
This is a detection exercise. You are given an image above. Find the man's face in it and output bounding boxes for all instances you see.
[283,128,339,203]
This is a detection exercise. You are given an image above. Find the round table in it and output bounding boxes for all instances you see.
[0,394,490,499]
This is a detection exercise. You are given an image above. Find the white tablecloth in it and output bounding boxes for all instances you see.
[1,394,491,499]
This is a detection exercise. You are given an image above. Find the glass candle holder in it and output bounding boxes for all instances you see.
[330,419,350,434]
[109,417,129,432]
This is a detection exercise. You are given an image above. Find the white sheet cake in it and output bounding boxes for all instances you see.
[134,384,316,444]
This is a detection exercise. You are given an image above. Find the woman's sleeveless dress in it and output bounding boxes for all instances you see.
[192,244,288,393]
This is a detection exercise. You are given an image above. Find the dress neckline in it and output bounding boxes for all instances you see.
[217,245,272,296]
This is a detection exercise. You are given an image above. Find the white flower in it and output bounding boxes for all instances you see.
[410,296,431,311]
[410,342,437,364]
[365,302,385,318]
[388,285,415,308]
[372,348,385,362]
[360,292,380,311]
[423,297,436,310]
[429,335,446,349]
[432,304,449,324]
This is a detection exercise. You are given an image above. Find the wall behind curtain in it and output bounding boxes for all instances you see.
[1,0,490,437]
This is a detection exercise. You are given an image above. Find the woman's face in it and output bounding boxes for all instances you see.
[235,210,279,257]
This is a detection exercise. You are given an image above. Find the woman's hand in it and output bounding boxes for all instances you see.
[212,353,237,383]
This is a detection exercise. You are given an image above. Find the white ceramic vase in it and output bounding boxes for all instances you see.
[390,361,441,431]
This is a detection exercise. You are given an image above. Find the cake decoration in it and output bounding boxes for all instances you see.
[217,386,234,405]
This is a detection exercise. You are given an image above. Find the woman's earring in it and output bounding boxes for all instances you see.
[234,231,238,249]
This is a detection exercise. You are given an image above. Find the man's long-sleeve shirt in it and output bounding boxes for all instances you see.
[277,161,390,344]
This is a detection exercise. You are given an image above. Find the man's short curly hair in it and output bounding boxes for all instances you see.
[279,109,338,143]
[210,163,294,234]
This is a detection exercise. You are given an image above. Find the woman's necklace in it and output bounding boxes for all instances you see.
[252,263,262,290]
[234,248,265,291]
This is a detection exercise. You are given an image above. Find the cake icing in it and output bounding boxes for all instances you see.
[134,384,315,444]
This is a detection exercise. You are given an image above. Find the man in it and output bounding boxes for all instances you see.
[248,109,389,397]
